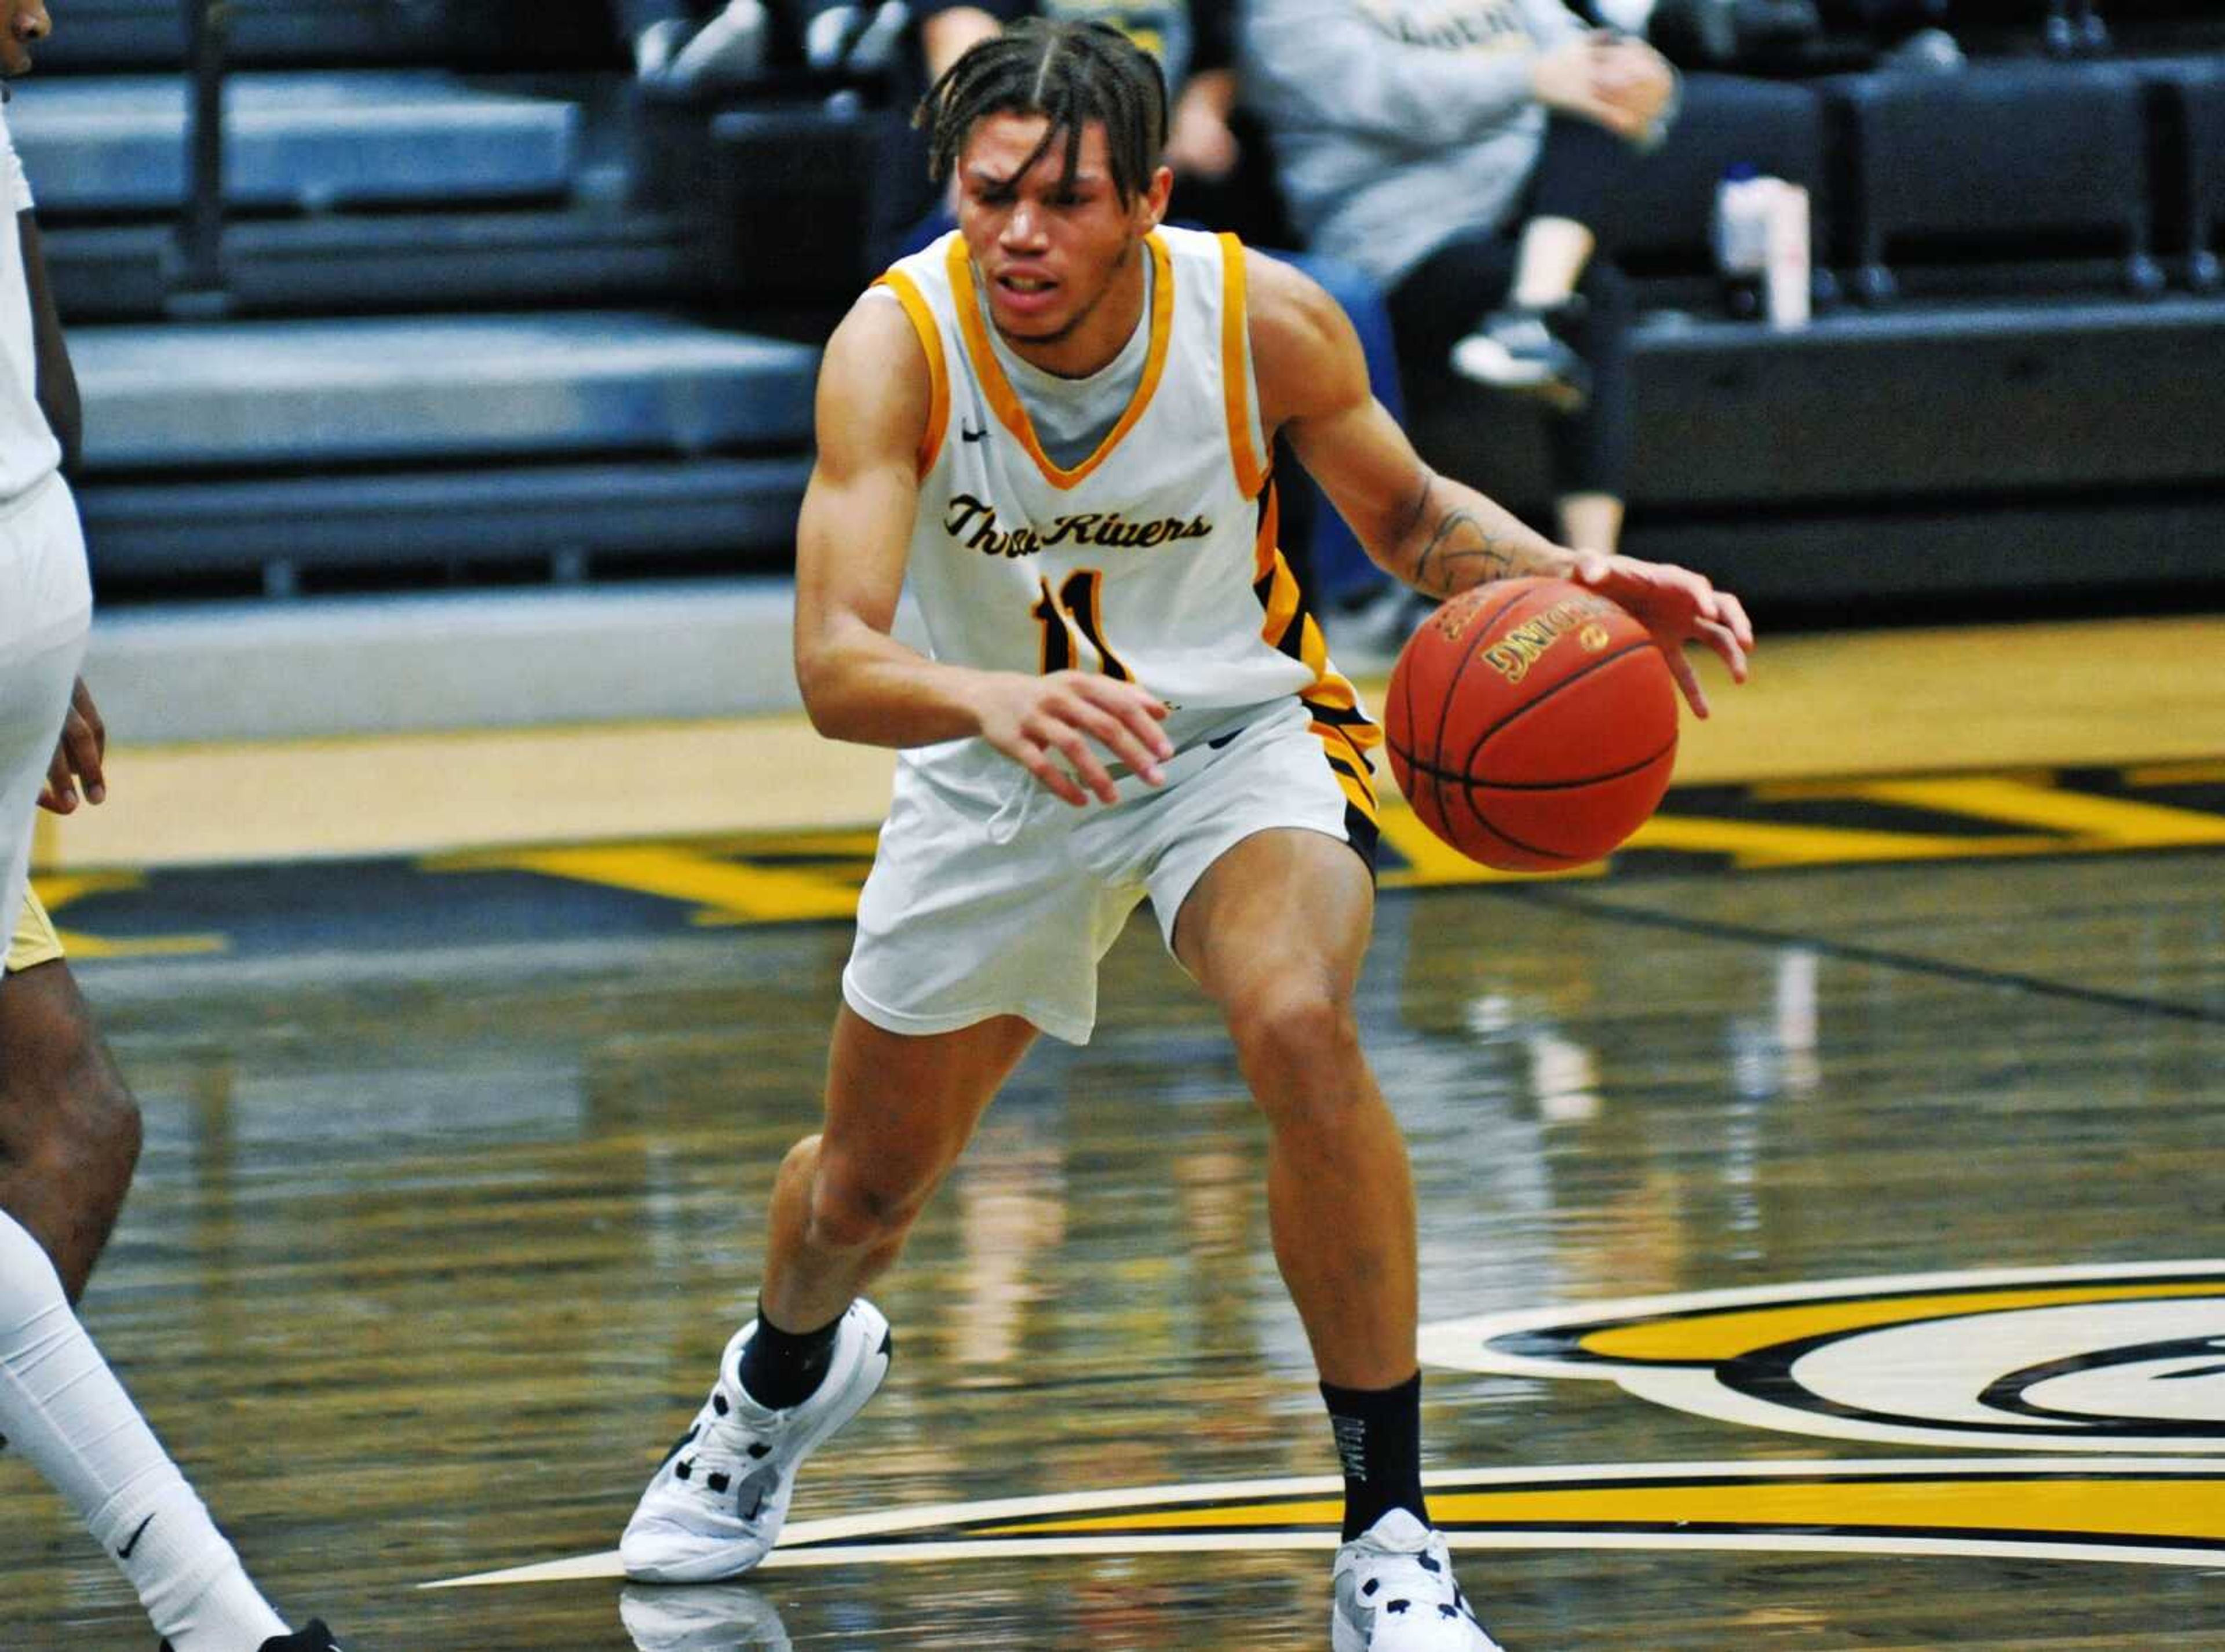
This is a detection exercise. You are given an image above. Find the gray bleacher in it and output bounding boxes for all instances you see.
[12,73,579,211]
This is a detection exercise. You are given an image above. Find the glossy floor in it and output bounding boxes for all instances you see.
[5,840,2222,1649]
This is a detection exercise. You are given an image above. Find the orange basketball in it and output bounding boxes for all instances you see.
[1384,577,1679,872]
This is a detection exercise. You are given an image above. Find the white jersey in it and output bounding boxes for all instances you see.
[874,225,1377,813]
[0,103,60,504]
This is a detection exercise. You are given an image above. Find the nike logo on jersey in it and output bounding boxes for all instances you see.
[118,1514,155,1560]
[960,422,989,442]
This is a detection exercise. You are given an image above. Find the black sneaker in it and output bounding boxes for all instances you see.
[1449,307,1591,413]
[162,1622,345,1652]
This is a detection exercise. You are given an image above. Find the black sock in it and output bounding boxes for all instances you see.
[1321,1372,1429,1542]
[735,1299,842,1409]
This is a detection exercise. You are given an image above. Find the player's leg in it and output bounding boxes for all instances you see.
[0,903,143,1301]
[622,1006,1035,1582]
[0,608,335,1649]
[1173,829,1417,1400]
[760,1004,1038,1336]
[1172,824,1500,1650]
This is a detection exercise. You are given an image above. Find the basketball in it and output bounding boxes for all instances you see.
[1384,577,1679,872]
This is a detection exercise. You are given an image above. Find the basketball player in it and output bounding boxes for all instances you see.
[621,20,1750,1649]
[0,5,345,1646]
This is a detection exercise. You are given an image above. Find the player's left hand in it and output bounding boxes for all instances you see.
[1572,552,1752,719]
[39,676,107,813]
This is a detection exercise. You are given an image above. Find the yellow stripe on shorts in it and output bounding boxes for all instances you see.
[6,885,65,974]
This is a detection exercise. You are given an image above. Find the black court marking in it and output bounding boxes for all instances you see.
[1494,883,2225,1027]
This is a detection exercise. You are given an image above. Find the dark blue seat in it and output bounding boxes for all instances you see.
[1825,60,2164,302]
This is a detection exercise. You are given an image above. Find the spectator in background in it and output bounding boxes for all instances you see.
[1247,0,1678,583]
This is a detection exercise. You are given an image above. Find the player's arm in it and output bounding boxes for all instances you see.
[1249,249,1752,713]
[20,211,79,472]
[792,293,1173,803]
[16,206,104,812]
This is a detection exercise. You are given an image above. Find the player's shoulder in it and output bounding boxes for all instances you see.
[1241,246,1355,366]
[815,286,932,461]
[825,282,925,373]
[1239,246,1367,425]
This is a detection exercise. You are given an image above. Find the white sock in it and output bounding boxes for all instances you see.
[0,1210,289,1651]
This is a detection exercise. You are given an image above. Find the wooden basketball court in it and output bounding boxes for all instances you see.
[4,614,2224,1650]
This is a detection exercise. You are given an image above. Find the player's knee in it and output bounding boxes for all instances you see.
[1226,978,1361,1086]
[806,1165,927,1255]
[0,977,141,1191]
[34,1050,141,1194]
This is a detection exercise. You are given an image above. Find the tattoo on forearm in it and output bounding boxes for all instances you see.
[1410,503,1518,596]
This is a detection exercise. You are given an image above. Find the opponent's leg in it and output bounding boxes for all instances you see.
[0,952,141,1301]
[622,1008,1036,1582]
[1176,829,1500,1650]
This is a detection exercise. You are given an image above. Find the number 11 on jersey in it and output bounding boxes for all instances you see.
[1032,568,1133,680]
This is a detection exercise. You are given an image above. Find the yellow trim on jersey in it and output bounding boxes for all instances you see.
[6,885,65,973]
[874,270,950,479]
[948,232,1176,491]
[1218,233,1268,501]
[1259,546,1304,652]
[1254,483,1370,765]
[1314,721,1380,823]
[1250,479,1281,583]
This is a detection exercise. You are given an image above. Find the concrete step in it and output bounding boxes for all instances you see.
[71,311,818,471]
[10,72,580,213]
[82,578,812,742]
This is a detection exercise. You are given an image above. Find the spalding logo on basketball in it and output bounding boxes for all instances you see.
[1385,577,1677,871]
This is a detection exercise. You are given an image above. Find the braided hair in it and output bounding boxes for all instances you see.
[920,17,1168,206]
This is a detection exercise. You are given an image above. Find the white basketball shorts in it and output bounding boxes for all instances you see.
[842,694,1378,1045]
[0,473,92,957]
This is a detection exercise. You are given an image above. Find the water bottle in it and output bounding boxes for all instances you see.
[1713,165,1770,321]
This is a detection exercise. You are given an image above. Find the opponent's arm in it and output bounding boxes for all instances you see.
[20,212,78,472]
[1249,250,1752,713]
[18,204,101,812]
[793,293,1173,803]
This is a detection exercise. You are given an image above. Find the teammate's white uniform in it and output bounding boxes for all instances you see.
[842,225,1381,1044]
[0,101,90,975]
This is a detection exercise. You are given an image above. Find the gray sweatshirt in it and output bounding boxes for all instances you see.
[1243,0,1585,289]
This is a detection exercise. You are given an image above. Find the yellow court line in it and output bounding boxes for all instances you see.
[28,615,2225,874]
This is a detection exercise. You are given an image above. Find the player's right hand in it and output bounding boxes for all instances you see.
[975,670,1174,807]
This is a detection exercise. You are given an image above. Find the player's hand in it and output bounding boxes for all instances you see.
[975,670,1174,807]
[39,676,107,814]
[1572,552,1753,719]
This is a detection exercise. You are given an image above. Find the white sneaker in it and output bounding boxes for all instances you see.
[621,1300,892,1582]
[1332,1509,1505,1651]
[619,1583,794,1651]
